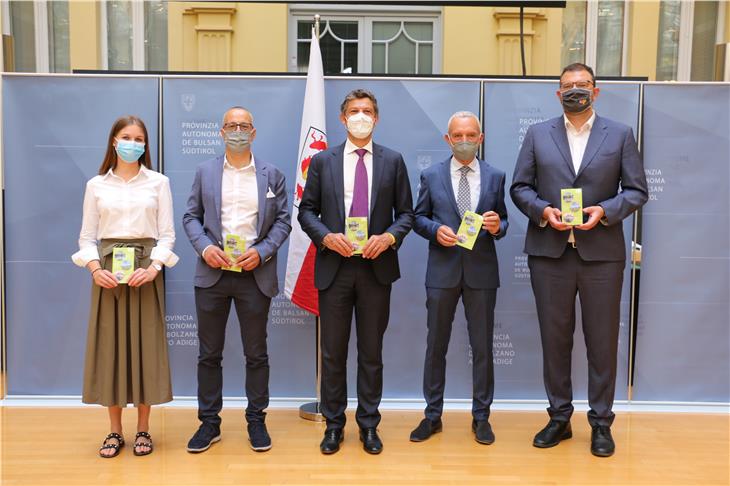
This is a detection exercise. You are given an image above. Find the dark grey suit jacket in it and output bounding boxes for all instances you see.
[414,158,508,289]
[182,155,291,297]
[510,115,648,261]
[298,142,414,290]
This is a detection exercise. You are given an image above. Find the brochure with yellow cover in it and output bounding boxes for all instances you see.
[455,211,483,250]
[112,247,135,284]
[345,217,368,255]
[222,233,246,272]
[561,188,583,226]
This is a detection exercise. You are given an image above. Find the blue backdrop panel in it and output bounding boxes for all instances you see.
[483,81,640,400]
[634,84,730,402]
[3,75,159,395]
[161,77,316,398]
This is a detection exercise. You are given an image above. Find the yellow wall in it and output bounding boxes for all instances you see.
[442,6,562,76]
[69,0,101,71]
[626,0,660,80]
[168,2,287,72]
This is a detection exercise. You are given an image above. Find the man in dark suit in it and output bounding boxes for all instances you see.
[510,63,648,457]
[410,111,508,445]
[183,106,291,453]
[298,89,414,455]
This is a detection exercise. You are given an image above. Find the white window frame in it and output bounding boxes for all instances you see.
[100,0,145,71]
[585,0,630,76]
[674,0,726,81]
[288,4,442,75]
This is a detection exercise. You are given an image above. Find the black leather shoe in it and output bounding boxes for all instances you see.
[533,420,572,448]
[247,422,272,452]
[359,427,383,454]
[320,429,343,455]
[472,420,495,445]
[591,425,615,457]
[410,418,443,442]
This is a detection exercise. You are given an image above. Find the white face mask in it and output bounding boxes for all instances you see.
[346,112,374,139]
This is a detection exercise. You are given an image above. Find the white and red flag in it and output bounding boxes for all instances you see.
[284,26,327,315]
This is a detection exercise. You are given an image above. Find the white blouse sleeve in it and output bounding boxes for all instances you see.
[150,176,179,267]
[71,180,101,267]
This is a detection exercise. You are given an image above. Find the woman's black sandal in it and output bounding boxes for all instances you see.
[99,432,125,458]
[134,431,153,456]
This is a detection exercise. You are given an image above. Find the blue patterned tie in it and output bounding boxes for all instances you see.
[457,165,472,217]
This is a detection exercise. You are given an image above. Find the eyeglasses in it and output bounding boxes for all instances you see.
[560,81,594,91]
[222,122,253,132]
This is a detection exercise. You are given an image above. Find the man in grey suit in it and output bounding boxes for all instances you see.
[511,63,648,457]
[183,106,291,453]
[410,111,508,445]
[298,89,414,455]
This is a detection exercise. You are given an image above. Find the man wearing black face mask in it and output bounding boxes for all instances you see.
[511,64,648,457]
[410,111,508,444]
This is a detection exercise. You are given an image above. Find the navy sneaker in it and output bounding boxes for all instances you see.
[248,422,272,452]
[186,423,221,453]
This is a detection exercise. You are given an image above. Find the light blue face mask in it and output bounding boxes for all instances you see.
[115,139,146,163]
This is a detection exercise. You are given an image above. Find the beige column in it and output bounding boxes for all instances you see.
[626,0,660,81]
[69,0,101,71]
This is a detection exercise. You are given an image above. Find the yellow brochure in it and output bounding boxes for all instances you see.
[222,234,246,272]
[112,247,135,284]
[455,211,483,250]
[561,188,583,226]
[345,217,368,255]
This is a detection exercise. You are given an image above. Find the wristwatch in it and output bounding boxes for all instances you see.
[151,263,163,272]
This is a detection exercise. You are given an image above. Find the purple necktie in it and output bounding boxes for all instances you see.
[349,148,369,217]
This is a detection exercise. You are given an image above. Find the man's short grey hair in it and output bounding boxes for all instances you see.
[222,106,254,127]
[447,111,482,133]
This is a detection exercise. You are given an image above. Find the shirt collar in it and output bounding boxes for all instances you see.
[105,164,148,182]
[564,111,596,134]
[450,157,479,173]
[224,153,256,171]
[345,138,374,156]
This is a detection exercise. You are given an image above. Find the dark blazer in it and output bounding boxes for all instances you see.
[298,142,414,290]
[182,155,291,297]
[414,158,508,289]
[510,115,648,261]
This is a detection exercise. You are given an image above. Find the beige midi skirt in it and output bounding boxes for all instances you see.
[82,238,172,407]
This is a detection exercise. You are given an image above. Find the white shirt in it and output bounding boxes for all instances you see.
[564,111,596,174]
[220,154,259,247]
[450,156,481,212]
[343,139,374,217]
[563,111,596,244]
[72,166,178,267]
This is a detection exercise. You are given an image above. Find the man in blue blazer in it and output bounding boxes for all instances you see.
[183,106,291,453]
[298,89,414,455]
[410,111,508,445]
[511,64,648,457]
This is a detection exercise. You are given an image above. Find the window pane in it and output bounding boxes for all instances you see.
[418,44,433,74]
[656,0,681,81]
[373,21,400,41]
[343,42,358,73]
[372,43,386,73]
[107,1,133,70]
[297,41,310,72]
[145,1,168,71]
[404,22,433,42]
[388,32,416,75]
[320,31,346,74]
[596,1,624,76]
[48,1,70,72]
[298,20,313,39]
[330,21,358,40]
[690,0,719,81]
[561,1,587,67]
[9,1,36,72]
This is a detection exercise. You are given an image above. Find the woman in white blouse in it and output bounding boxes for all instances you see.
[72,115,178,458]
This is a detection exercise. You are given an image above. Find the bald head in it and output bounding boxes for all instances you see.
[222,106,254,127]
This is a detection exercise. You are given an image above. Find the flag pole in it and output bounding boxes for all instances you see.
[298,13,324,422]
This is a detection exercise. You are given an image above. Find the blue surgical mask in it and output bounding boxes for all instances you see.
[115,139,146,163]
